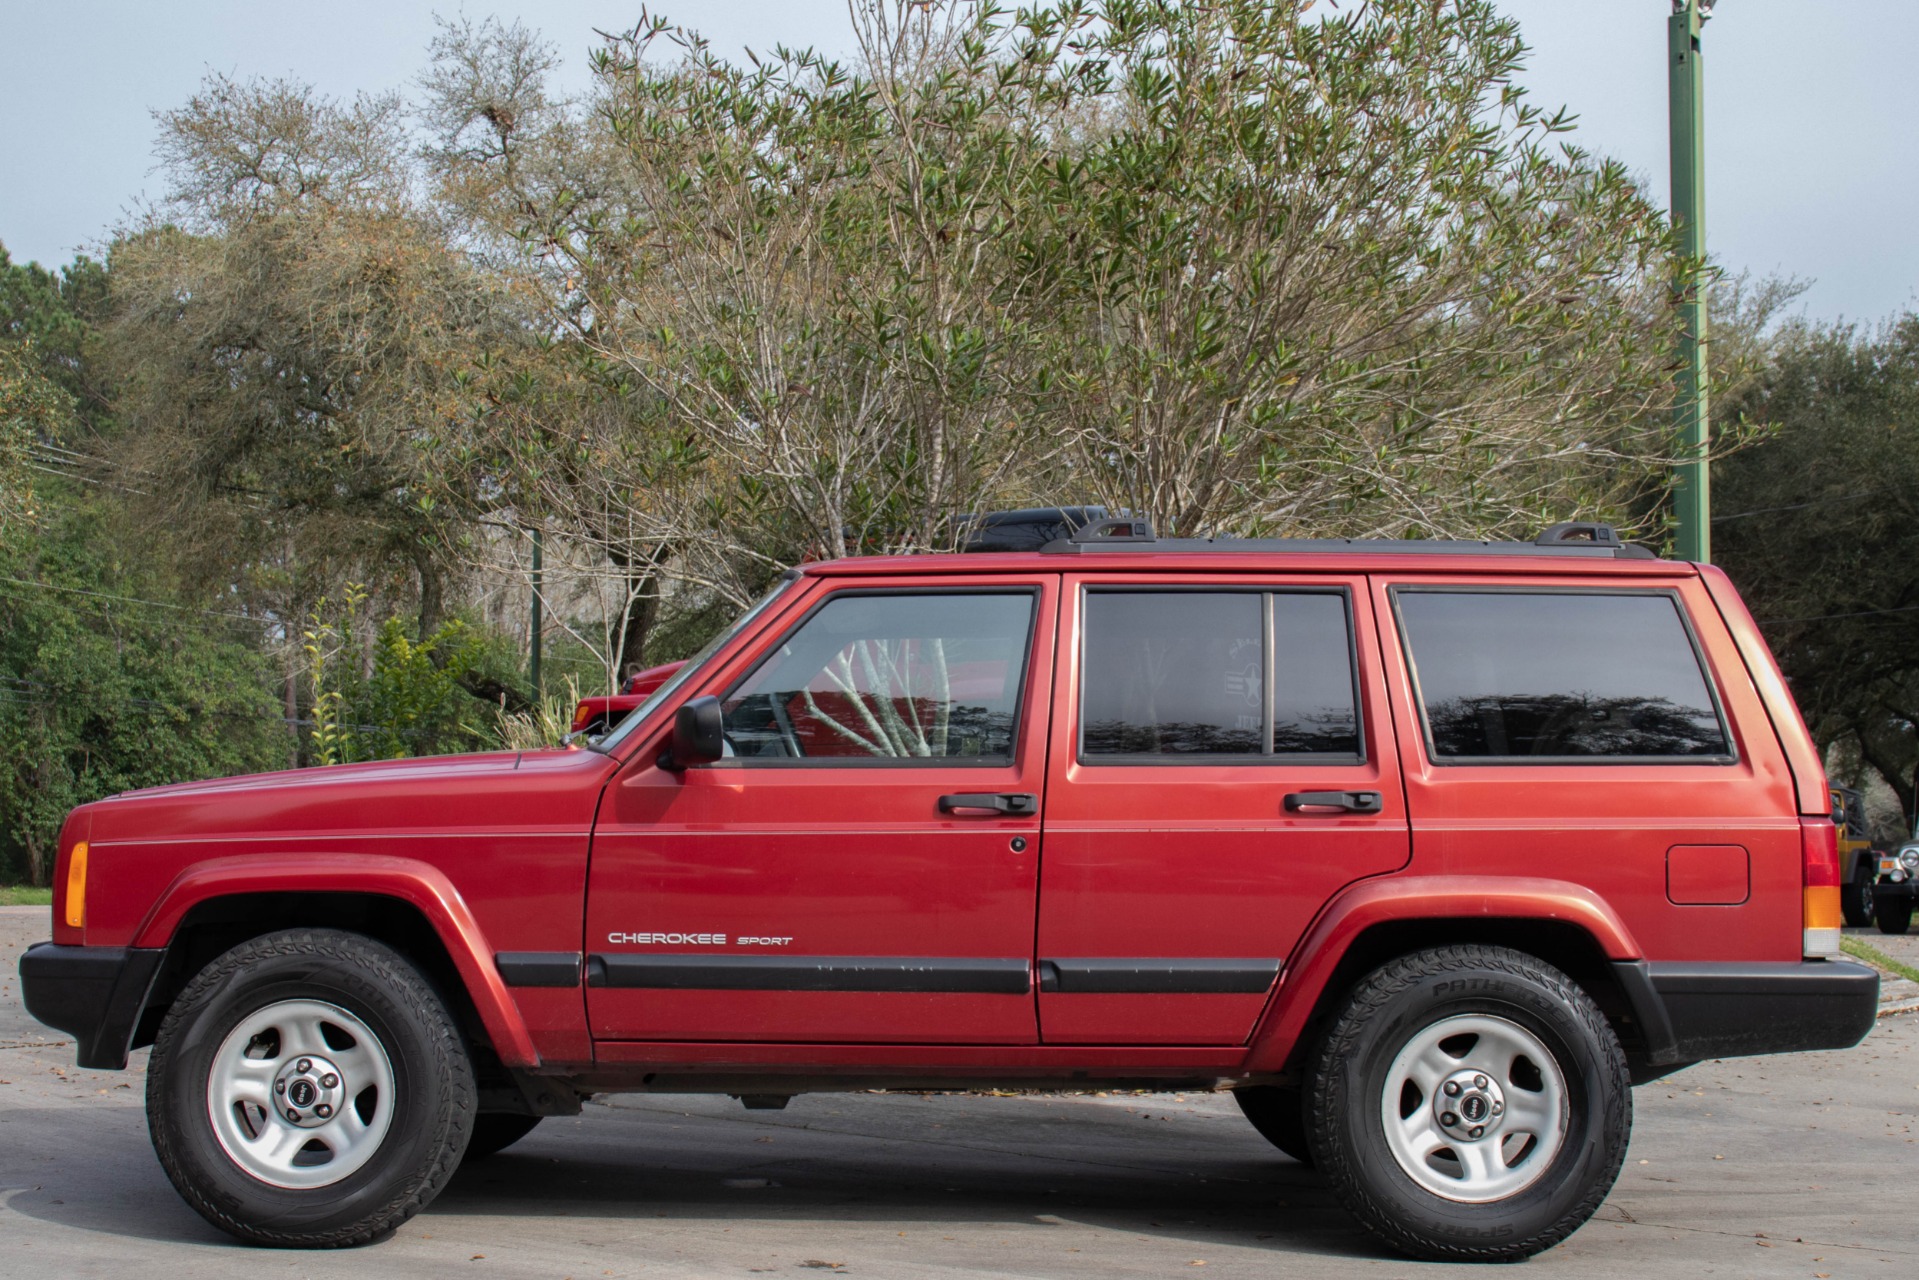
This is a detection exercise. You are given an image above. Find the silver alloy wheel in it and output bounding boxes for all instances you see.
[1379,1013,1567,1204]
[206,999,396,1190]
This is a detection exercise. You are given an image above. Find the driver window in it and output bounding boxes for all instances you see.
[718,592,1035,762]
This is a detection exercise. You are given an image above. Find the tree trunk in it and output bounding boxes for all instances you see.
[415,548,446,641]
[285,659,301,770]
[615,571,662,679]
[1855,730,1916,840]
[22,832,46,888]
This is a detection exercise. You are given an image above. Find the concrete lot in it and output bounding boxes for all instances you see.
[2,905,1914,1279]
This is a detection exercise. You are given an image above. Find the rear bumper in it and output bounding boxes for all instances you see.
[17,942,164,1070]
[1616,959,1880,1066]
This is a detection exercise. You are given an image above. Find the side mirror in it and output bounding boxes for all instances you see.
[663,695,724,770]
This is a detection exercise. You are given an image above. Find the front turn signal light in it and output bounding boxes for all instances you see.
[62,841,88,929]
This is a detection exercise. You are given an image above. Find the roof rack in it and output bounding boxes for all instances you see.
[1040,516,1658,560]
[955,506,1109,553]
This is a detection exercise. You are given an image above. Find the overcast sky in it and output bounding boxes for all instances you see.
[3,1,1914,324]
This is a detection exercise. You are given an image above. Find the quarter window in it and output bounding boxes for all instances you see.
[1080,591,1360,760]
[1394,590,1731,761]
[719,592,1034,762]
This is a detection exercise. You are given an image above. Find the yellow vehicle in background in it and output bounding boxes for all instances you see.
[1834,785,1879,928]
[1838,784,1919,935]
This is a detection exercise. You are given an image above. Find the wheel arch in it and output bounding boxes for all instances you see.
[1245,877,1649,1079]
[130,858,537,1068]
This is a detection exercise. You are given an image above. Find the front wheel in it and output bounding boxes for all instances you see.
[1875,892,1914,935]
[1306,945,1629,1262]
[147,928,476,1247]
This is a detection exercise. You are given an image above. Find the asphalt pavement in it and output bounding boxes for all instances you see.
[2,905,1914,1279]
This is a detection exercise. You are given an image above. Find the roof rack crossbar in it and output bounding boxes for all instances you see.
[1038,518,1656,560]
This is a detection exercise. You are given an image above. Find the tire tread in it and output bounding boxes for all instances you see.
[147,928,475,1248]
[1306,944,1629,1263]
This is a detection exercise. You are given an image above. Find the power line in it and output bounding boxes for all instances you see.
[0,676,428,737]
[1757,602,1919,625]
[1711,491,1880,523]
[0,574,271,624]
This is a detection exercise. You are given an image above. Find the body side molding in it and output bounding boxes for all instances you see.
[587,954,1032,994]
[1038,958,1280,994]
[496,952,584,988]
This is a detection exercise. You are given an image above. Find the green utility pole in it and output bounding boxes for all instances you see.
[1669,0,1711,561]
[529,528,543,698]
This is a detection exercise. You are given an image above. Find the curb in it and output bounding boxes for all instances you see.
[1878,996,1919,1018]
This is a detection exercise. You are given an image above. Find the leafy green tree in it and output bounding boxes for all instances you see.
[1022,0,1684,538]
[2,242,109,535]
[105,76,517,643]
[0,491,287,883]
[430,0,1688,581]
[302,591,514,764]
[1,244,112,427]
[1715,315,1919,831]
[0,339,60,531]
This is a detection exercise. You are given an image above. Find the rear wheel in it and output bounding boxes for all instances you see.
[1233,1086,1313,1165]
[1306,945,1629,1262]
[147,928,475,1247]
[465,1113,543,1160]
[1875,892,1913,935]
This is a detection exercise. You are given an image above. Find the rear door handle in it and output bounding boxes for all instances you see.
[1284,790,1383,815]
[939,793,1038,816]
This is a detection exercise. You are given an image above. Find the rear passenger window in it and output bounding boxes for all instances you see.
[1080,591,1360,760]
[1393,590,1732,762]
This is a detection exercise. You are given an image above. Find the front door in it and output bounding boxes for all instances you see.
[1035,573,1410,1045]
[586,575,1057,1044]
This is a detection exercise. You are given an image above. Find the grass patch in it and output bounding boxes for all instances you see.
[1842,935,1919,985]
[0,885,52,907]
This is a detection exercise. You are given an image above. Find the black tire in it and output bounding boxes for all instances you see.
[1233,1086,1313,1165]
[1841,870,1872,929]
[147,928,476,1247]
[465,1113,543,1160]
[1306,945,1630,1262]
[1875,894,1913,935]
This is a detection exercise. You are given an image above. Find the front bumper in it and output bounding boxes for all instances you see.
[18,942,165,1070]
[1615,959,1880,1067]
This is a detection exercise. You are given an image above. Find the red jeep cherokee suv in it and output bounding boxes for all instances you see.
[19,520,1878,1260]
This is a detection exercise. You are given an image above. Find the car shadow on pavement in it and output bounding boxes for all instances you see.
[0,1096,1389,1261]
[425,1099,1387,1262]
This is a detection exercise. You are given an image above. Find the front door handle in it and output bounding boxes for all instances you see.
[1284,790,1383,815]
[939,793,1038,816]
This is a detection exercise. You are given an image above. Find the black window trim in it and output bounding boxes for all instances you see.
[701,585,1043,770]
[1388,583,1740,768]
[1074,584,1367,768]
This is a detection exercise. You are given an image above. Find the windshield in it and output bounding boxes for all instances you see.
[589,573,800,753]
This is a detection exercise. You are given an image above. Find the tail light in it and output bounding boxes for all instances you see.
[570,703,592,733]
[1800,819,1841,958]
[61,841,89,930]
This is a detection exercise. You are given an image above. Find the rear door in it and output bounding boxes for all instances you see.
[1035,572,1410,1045]
[1376,575,1803,963]
[585,574,1058,1044]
